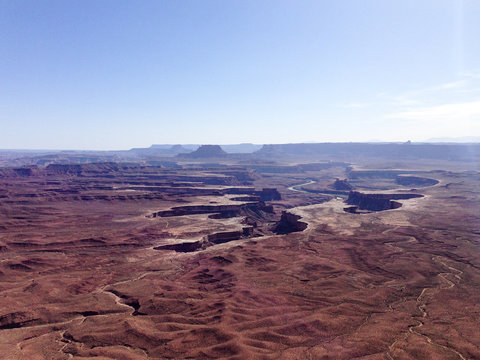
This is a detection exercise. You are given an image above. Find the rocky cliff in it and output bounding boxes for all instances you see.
[149,201,274,219]
[272,211,307,234]
[180,145,227,158]
[346,191,422,212]
[333,178,353,190]
[395,175,439,187]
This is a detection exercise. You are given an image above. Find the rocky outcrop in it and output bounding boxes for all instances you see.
[180,145,227,158]
[149,202,274,219]
[272,211,307,234]
[13,167,34,176]
[155,227,255,253]
[0,312,41,330]
[225,187,281,200]
[346,191,422,212]
[45,163,121,176]
[395,175,439,187]
[333,178,353,190]
[207,228,249,244]
[0,166,39,178]
[257,188,281,201]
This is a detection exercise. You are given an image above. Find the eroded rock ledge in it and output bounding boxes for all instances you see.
[149,202,274,218]
[272,211,308,234]
[154,227,255,253]
[344,191,423,213]
[395,175,439,187]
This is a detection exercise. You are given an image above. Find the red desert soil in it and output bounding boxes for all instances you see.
[0,163,479,359]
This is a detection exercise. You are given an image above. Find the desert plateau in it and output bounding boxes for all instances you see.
[0,143,479,359]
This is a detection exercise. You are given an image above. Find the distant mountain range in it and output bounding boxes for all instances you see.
[254,142,480,161]
[2,142,480,168]
[149,143,262,153]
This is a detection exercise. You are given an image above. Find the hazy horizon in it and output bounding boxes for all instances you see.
[1,1,480,150]
[3,136,480,153]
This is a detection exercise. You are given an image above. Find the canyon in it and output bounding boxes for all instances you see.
[0,147,479,359]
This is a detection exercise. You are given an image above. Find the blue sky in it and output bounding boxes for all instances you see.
[1,0,479,150]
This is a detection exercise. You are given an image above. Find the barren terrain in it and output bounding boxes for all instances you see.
[0,156,479,359]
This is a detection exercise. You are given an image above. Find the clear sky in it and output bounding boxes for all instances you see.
[1,0,479,150]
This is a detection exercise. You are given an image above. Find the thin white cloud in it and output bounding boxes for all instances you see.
[386,99,480,123]
[379,79,468,105]
[416,80,467,93]
[346,71,480,139]
[460,70,480,79]
[359,76,478,109]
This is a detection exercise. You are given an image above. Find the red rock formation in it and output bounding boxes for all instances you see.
[396,175,439,187]
[207,230,244,244]
[346,191,422,212]
[180,145,227,158]
[272,211,307,234]
[150,202,274,218]
[333,178,353,190]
